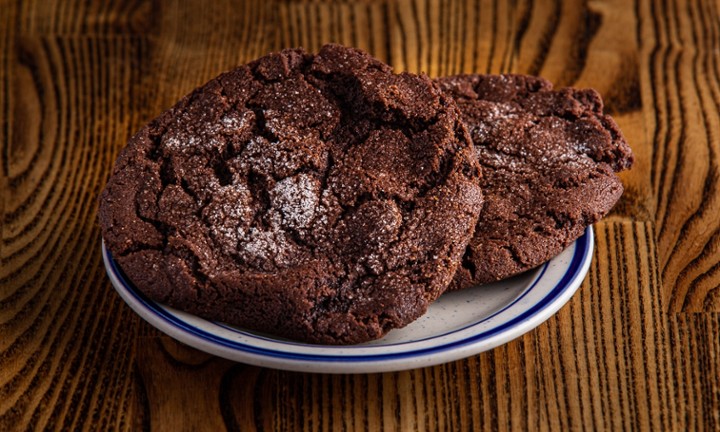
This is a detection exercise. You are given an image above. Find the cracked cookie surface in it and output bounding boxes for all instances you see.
[98,44,483,344]
[437,74,633,290]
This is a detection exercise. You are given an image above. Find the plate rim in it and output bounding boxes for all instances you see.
[103,227,594,373]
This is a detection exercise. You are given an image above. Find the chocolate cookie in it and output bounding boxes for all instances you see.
[437,74,633,289]
[99,44,483,344]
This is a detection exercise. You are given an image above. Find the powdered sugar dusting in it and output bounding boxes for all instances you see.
[270,173,320,230]
[264,111,285,137]
[240,227,296,267]
[162,131,224,152]
[162,135,184,150]
[220,110,253,133]
[243,133,328,180]
[470,102,518,143]
[203,184,253,252]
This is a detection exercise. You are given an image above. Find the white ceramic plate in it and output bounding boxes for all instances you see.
[103,227,593,373]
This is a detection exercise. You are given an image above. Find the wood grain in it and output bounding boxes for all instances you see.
[669,314,720,430]
[146,0,278,114]
[17,0,153,36]
[390,0,516,76]
[278,1,391,63]
[641,0,720,312]
[2,0,720,430]
[1,36,146,430]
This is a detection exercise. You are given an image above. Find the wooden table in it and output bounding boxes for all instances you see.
[2,0,719,430]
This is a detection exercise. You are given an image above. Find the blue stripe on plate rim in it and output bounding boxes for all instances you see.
[211,261,550,346]
[103,226,592,363]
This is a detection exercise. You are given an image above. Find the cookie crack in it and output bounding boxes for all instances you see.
[460,246,478,281]
[170,244,216,301]
[503,244,526,267]
[246,104,280,144]
[114,242,162,259]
